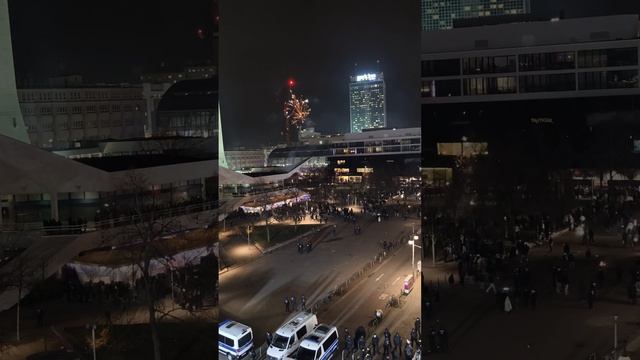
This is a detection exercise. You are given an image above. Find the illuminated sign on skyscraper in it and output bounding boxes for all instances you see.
[349,72,387,133]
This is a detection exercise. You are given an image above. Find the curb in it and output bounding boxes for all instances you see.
[218,224,329,276]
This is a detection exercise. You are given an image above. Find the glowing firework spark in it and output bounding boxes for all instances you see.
[282,90,311,144]
[283,91,311,127]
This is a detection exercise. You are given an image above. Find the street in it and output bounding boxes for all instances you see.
[219,213,420,354]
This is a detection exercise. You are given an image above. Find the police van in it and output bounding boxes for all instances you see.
[267,311,318,360]
[288,324,339,360]
[219,320,254,359]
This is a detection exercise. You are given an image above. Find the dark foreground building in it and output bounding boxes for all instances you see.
[421,15,640,208]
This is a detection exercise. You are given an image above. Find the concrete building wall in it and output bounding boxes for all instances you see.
[18,87,146,148]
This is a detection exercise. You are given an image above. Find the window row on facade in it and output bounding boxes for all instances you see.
[18,90,142,102]
[26,117,138,131]
[422,47,639,77]
[421,70,639,97]
[21,103,143,116]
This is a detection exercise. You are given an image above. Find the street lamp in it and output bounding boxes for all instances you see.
[86,324,97,360]
[408,235,421,274]
[614,315,619,350]
[246,225,253,246]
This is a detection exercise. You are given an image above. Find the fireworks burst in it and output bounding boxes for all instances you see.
[283,90,311,127]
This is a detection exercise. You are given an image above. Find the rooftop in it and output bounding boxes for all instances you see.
[422,14,640,54]
[218,320,251,338]
[75,153,213,172]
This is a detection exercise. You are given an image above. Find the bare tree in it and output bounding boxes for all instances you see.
[108,171,182,360]
[8,255,36,342]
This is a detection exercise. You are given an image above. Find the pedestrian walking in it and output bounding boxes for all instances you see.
[437,325,448,352]
[383,336,391,357]
[284,297,290,312]
[410,327,418,348]
[345,333,354,355]
[371,334,379,356]
[266,331,273,346]
[404,340,413,360]
[414,317,421,337]
[393,332,401,358]
[291,295,296,311]
[301,295,306,310]
[428,328,436,353]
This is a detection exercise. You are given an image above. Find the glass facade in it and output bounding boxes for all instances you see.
[349,73,387,133]
[519,51,575,71]
[578,70,639,90]
[422,46,639,97]
[462,55,516,74]
[463,76,517,95]
[578,48,638,68]
[519,73,576,93]
[421,0,530,31]
[422,59,461,77]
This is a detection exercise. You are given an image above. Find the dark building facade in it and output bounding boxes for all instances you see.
[156,78,218,138]
[422,15,640,191]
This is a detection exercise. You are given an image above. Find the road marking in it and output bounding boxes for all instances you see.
[392,276,401,285]
[375,273,384,282]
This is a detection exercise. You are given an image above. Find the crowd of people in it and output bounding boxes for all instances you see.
[59,254,217,323]
[339,319,421,360]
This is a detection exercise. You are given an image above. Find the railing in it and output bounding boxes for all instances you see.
[0,200,218,235]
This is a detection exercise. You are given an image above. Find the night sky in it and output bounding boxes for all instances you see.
[219,0,640,148]
[7,0,640,148]
[220,0,421,148]
[8,0,216,85]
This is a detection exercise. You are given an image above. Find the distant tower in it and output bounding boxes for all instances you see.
[0,0,29,143]
[349,72,386,133]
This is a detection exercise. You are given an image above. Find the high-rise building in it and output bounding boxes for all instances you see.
[0,0,29,143]
[421,0,531,32]
[349,72,387,133]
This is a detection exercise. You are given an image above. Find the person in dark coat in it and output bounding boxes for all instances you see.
[393,332,402,357]
[383,336,391,357]
[438,324,448,352]
[428,328,436,353]
[371,333,379,355]
[404,340,413,360]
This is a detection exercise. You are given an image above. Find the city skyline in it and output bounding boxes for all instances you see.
[220,0,420,148]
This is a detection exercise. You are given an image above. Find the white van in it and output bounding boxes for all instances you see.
[267,311,318,360]
[219,320,254,359]
[289,324,339,360]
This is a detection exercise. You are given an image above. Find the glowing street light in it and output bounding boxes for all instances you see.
[408,235,421,273]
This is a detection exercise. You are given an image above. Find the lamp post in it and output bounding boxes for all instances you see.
[87,324,97,360]
[246,225,253,246]
[408,235,421,274]
[614,315,619,350]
